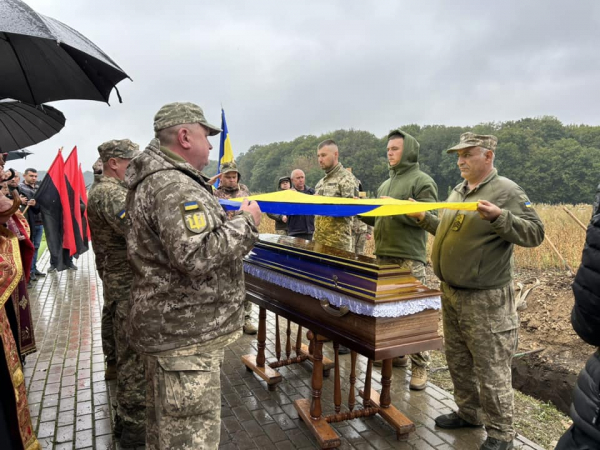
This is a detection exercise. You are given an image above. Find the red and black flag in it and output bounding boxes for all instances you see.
[35,150,76,271]
[64,147,89,256]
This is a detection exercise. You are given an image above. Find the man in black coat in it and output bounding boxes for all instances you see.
[287,169,315,240]
[555,197,600,449]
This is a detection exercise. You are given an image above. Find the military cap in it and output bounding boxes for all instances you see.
[92,157,103,174]
[97,139,140,162]
[447,132,498,153]
[153,102,221,135]
[278,176,291,187]
[220,161,239,175]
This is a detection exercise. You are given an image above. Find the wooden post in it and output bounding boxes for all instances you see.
[333,343,341,414]
[285,319,292,360]
[380,359,393,408]
[545,234,574,276]
[256,307,267,367]
[348,351,357,411]
[275,315,281,362]
[363,360,373,407]
[308,331,323,419]
[562,206,587,232]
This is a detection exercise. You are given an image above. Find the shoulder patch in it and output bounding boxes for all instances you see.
[117,209,126,220]
[180,201,207,234]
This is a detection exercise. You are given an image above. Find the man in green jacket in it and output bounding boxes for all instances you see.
[412,132,544,450]
[363,129,438,390]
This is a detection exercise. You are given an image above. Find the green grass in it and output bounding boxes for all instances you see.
[39,231,47,257]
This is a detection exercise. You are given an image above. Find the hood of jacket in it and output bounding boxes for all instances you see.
[388,129,420,176]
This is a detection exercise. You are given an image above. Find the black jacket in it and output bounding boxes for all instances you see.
[18,181,43,228]
[569,211,600,442]
[287,186,315,236]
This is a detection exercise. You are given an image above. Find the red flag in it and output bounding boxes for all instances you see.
[64,147,88,256]
[35,150,77,262]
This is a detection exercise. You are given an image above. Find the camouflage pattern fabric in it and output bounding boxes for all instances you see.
[352,217,371,255]
[441,281,518,442]
[87,175,146,434]
[89,176,122,365]
[124,138,259,354]
[447,132,498,153]
[125,138,258,448]
[376,256,430,368]
[313,163,359,252]
[98,139,139,162]
[213,183,254,317]
[145,348,223,450]
[274,229,286,236]
[153,102,221,135]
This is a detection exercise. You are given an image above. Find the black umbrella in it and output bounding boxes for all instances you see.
[6,148,33,161]
[0,0,130,105]
[0,101,65,152]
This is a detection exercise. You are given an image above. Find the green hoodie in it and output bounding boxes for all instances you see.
[362,130,438,263]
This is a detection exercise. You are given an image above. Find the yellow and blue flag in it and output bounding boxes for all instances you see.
[215,108,234,188]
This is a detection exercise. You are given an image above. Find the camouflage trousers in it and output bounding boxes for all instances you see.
[352,232,367,256]
[274,229,287,236]
[376,257,430,368]
[244,299,253,318]
[145,349,224,450]
[101,291,116,363]
[441,282,518,442]
[114,295,146,436]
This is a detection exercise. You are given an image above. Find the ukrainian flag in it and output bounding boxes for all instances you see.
[215,108,234,188]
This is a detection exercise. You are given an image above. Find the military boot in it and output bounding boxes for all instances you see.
[480,437,513,450]
[243,315,258,335]
[104,360,117,380]
[120,425,146,449]
[409,364,427,390]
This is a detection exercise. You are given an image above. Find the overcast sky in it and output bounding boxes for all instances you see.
[8,0,600,173]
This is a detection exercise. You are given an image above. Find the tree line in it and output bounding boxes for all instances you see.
[214,116,600,204]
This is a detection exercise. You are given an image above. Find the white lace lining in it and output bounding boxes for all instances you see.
[244,263,440,318]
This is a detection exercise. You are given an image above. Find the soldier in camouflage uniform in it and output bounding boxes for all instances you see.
[413,133,544,450]
[313,139,359,252]
[87,139,146,447]
[213,162,257,334]
[124,102,261,450]
[351,180,372,255]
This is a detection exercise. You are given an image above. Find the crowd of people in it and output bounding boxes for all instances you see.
[1,101,598,450]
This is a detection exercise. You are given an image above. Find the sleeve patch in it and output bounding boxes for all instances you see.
[180,201,207,234]
[118,209,126,219]
[183,201,199,211]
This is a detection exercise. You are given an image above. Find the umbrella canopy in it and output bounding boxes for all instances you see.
[6,148,32,161]
[0,0,130,105]
[0,101,65,152]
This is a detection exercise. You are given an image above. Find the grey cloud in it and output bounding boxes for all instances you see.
[8,0,600,174]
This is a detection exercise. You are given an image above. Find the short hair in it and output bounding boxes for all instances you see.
[155,125,183,146]
[318,139,337,150]
[24,168,37,175]
[388,133,404,142]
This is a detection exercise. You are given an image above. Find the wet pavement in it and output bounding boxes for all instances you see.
[23,249,544,450]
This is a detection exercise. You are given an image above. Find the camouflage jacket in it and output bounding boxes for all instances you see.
[214,184,251,220]
[213,184,251,200]
[420,169,544,290]
[313,163,359,252]
[87,175,129,282]
[124,139,259,354]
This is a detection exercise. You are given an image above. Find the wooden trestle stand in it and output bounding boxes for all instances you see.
[242,235,443,448]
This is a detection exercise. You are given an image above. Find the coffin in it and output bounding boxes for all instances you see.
[244,234,443,360]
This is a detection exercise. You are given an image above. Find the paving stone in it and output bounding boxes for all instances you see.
[21,251,546,450]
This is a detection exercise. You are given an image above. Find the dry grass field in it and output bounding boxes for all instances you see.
[259,203,593,271]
